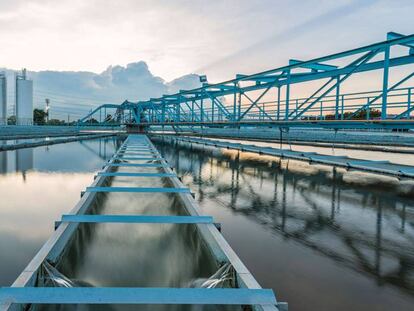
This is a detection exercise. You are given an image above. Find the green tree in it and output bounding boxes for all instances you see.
[7,115,16,125]
[47,119,65,126]
[87,118,99,124]
[33,109,47,125]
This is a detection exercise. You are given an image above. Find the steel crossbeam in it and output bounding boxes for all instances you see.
[106,163,164,167]
[113,157,162,160]
[97,172,175,177]
[60,215,214,224]
[85,186,191,193]
[0,287,277,305]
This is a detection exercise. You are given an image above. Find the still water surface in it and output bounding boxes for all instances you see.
[0,138,117,286]
[153,136,414,311]
[1,136,414,311]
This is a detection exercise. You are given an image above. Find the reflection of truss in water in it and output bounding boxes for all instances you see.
[78,136,121,160]
[154,137,414,296]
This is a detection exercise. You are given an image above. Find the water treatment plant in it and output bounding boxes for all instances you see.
[0,3,414,310]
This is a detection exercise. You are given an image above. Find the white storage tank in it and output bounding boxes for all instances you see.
[16,69,33,126]
[0,72,6,125]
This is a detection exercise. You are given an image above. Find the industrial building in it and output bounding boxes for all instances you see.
[15,69,33,126]
[0,72,6,125]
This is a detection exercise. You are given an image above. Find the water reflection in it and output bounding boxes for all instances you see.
[0,143,6,173]
[153,136,414,311]
[0,137,120,286]
[16,148,33,180]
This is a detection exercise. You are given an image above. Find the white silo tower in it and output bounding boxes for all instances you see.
[16,69,33,125]
[0,72,6,125]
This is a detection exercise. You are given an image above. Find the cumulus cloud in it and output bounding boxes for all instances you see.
[1,61,200,119]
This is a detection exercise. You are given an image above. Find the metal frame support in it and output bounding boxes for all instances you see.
[233,82,237,121]
[382,46,390,119]
[60,215,215,224]
[276,86,281,121]
[335,75,340,119]
[285,69,291,120]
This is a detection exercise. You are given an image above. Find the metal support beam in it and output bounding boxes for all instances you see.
[60,215,214,224]
[285,70,291,120]
[85,186,191,193]
[0,287,277,305]
[97,172,176,177]
[276,86,281,121]
[106,163,165,167]
[349,72,414,119]
[292,49,380,120]
[382,46,390,119]
[239,85,273,120]
[335,75,340,119]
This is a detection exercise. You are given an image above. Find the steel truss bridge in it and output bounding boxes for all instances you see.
[79,32,414,130]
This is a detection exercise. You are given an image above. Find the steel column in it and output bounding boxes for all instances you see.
[381,46,390,119]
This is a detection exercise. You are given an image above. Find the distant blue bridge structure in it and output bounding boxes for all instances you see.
[79,32,414,130]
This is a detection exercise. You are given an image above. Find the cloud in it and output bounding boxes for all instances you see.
[1,61,200,119]
[196,0,378,79]
[0,0,413,82]
[0,0,413,119]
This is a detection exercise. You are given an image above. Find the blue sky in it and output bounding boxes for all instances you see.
[0,0,413,82]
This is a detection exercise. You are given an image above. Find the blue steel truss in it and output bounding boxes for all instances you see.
[78,32,414,129]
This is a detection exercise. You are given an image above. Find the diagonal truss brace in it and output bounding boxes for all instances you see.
[291,48,381,120]
[346,71,414,119]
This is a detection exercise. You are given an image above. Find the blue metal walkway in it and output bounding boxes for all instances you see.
[0,134,285,311]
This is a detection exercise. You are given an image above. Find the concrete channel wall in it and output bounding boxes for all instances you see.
[165,127,414,147]
[0,125,121,140]
[167,136,414,179]
[0,133,116,151]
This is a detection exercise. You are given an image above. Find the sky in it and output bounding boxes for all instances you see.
[0,0,413,120]
[1,0,413,82]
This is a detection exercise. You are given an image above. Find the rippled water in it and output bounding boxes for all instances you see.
[153,136,414,311]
